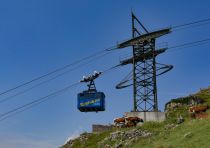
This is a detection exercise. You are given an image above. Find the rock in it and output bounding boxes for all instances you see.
[104,144,111,148]
[184,132,193,138]
[164,124,178,130]
[114,141,123,148]
[98,129,152,147]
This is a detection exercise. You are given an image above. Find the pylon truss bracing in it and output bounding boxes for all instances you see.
[116,13,173,112]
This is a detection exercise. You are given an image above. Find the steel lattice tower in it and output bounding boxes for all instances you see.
[116,13,173,112]
[132,14,158,112]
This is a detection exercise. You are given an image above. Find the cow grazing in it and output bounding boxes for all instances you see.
[189,105,208,113]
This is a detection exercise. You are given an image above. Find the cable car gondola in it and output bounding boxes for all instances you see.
[77,71,105,112]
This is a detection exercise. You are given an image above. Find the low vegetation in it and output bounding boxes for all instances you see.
[62,86,210,148]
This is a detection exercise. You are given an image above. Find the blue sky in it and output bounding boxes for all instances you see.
[0,0,210,147]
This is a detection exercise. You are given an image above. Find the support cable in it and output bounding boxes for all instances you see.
[167,38,210,52]
[0,51,113,104]
[0,82,79,121]
[115,38,210,89]
[172,18,210,30]
[0,46,117,97]
[0,64,120,122]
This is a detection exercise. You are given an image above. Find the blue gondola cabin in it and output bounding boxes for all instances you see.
[77,91,105,112]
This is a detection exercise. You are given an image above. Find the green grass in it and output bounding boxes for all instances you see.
[195,89,210,104]
[64,114,210,148]
[131,91,210,148]
[65,126,143,148]
[166,106,190,124]
[69,130,113,148]
[132,117,210,148]
[63,87,210,148]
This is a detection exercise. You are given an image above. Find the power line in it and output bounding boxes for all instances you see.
[172,18,210,29]
[115,38,210,89]
[0,46,116,97]
[108,18,210,52]
[167,38,210,52]
[0,51,113,104]
[1,18,210,121]
[0,97,58,122]
[172,21,210,32]
[0,82,79,121]
[0,64,120,122]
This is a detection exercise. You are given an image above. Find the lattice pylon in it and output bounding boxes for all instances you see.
[132,38,158,112]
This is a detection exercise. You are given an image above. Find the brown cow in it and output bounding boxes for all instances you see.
[114,117,126,127]
[125,116,143,126]
[114,116,143,128]
[114,117,125,123]
[189,105,208,113]
[125,116,142,123]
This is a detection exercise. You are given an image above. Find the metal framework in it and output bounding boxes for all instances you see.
[87,80,97,92]
[80,71,102,92]
[116,13,172,112]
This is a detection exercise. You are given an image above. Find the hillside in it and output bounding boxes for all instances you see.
[62,87,210,148]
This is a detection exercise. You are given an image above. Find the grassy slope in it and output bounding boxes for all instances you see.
[63,87,210,148]
[195,87,210,104]
[132,87,210,148]
[66,127,136,148]
[63,131,112,148]
[133,87,210,148]
[66,117,210,148]
[133,118,210,148]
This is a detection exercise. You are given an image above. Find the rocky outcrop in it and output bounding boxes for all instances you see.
[62,132,91,148]
[98,129,152,148]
